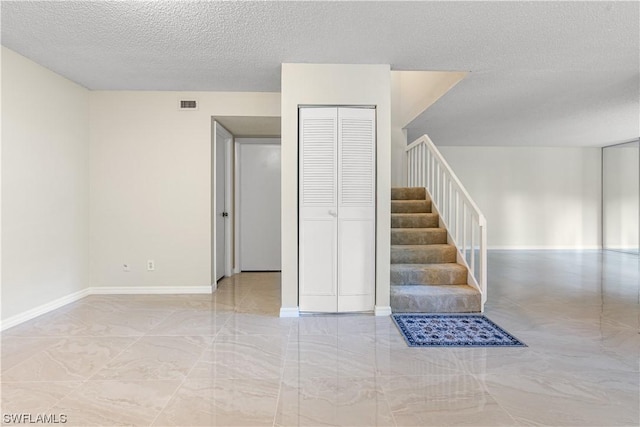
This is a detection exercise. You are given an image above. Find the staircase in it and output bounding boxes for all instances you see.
[390,187,481,313]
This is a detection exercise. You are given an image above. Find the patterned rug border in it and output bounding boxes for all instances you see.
[392,313,527,348]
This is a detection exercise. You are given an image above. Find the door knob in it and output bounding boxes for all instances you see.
[328,209,337,217]
[222,212,229,217]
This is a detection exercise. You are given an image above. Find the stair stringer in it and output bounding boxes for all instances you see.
[426,189,484,312]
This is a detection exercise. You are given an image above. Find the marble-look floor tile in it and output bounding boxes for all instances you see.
[1,254,638,426]
[335,334,383,377]
[455,342,636,379]
[276,376,395,426]
[233,297,281,316]
[291,315,339,335]
[2,337,136,381]
[71,294,217,311]
[210,292,244,310]
[505,328,607,354]
[218,313,294,336]
[598,328,640,371]
[91,335,211,380]
[189,334,288,380]
[292,313,400,337]
[284,334,340,378]
[481,372,639,426]
[337,314,398,336]
[147,310,231,336]
[374,335,467,377]
[599,304,640,329]
[1,381,82,414]
[4,304,175,338]
[70,308,174,336]
[381,374,517,426]
[1,336,59,372]
[152,378,280,426]
[2,312,93,337]
[49,379,181,426]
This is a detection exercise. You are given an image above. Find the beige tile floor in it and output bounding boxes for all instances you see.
[1,250,638,426]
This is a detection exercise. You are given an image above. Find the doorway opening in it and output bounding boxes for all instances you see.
[211,116,282,286]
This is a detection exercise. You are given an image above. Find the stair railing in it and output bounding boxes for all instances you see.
[406,135,487,308]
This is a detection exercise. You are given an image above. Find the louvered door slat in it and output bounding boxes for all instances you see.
[301,116,337,206]
[338,115,375,207]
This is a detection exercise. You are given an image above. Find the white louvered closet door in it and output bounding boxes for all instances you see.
[337,108,376,312]
[299,107,375,313]
[299,108,339,312]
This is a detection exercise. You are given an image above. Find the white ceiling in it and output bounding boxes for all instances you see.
[214,116,281,138]
[2,1,638,147]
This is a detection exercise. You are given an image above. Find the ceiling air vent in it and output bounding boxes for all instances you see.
[178,99,199,111]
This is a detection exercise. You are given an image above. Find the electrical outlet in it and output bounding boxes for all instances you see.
[147,260,155,271]
[123,263,130,272]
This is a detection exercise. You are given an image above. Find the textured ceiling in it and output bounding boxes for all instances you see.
[2,1,638,147]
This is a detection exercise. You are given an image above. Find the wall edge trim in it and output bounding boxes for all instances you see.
[1,285,213,331]
[1,288,91,331]
[374,305,392,316]
[279,307,300,318]
[488,246,602,250]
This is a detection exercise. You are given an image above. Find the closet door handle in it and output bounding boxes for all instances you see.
[328,209,337,217]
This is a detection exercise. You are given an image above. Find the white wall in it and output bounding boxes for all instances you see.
[281,63,392,314]
[438,146,602,249]
[1,47,90,322]
[90,91,280,289]
[390,71,467,186]
[603,142,639,251]
[390,73,409,187]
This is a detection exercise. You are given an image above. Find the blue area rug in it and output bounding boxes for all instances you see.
[392,314,526,347]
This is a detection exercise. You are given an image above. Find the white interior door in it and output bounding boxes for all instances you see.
[299,108,339,312]
[337,108,376,312]
[299,107,375,313]
[214,124,227,281]
[239,140,282,270]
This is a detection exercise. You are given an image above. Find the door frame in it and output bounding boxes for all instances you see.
[213,121,234,285]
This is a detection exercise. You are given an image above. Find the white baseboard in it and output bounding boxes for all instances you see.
[374,306,392,316]
[488,246,602,251]
[279,307,300,318]
[89,285,213,295]
[1,288,91,331]
[1,285,213,331]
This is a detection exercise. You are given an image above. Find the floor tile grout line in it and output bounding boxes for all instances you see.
[376,376,400,427]
[1,334,141,384]
[20,317,145,416]
[83,334,145,383]
[470,371,528,427]
[0,336,63,375]
[147,334,214,427]
[41,379,87,417]
[271,319,295,427]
